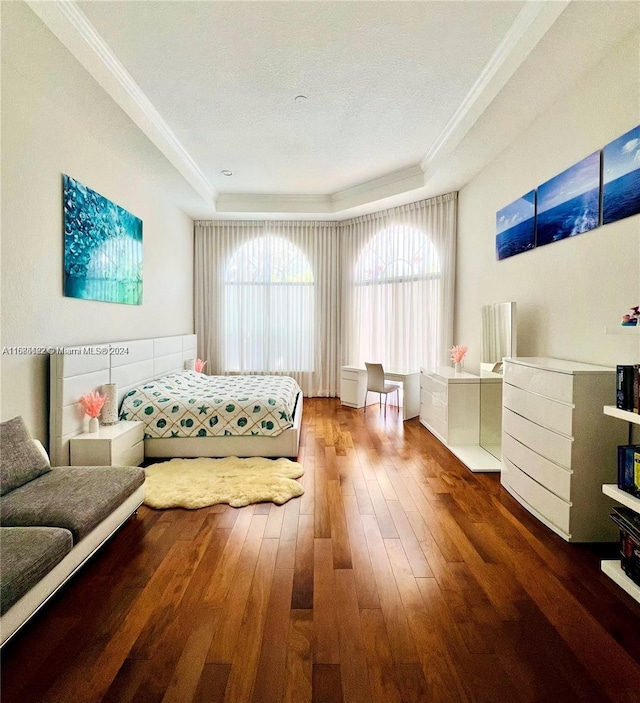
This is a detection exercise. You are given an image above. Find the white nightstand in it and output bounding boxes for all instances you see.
[70,421,144,467]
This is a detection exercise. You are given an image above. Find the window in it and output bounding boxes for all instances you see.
[224,236,315,372]
[353,225,441,369]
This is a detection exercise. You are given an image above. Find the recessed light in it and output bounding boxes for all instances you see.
[221,170,233,176]
[294,95,308,103]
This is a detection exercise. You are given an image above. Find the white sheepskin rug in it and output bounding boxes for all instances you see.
[143,456,304,509]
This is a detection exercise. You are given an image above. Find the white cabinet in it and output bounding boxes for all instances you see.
[601,407,640,603]
[501,357,626,542]
[420,367,501,472]
[70,421,144,467]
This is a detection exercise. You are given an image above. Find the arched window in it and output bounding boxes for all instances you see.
[353,226,441,369]
[224,236,315,372]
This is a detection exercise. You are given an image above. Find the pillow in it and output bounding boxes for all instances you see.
[0,417,51,496]
[184,359,196,371]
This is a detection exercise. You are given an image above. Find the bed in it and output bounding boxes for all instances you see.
[49,334,303,465]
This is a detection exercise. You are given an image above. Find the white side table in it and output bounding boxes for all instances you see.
[70,421,144,467]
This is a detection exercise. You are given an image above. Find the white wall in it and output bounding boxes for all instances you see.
[456,28,640,373]
[1,3,194,446]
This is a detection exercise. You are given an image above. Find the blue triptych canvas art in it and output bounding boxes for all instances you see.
[496,126,639,260]
[496,191,535,260]
[536,152,600,247]
[602,125,640,225]
[63,175,143,304]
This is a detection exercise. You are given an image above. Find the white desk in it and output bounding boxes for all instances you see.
[419,366,502,473]
[340,365,420,420]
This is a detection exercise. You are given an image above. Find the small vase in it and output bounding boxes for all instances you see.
[89,417,99,433]
[454,362,462,373]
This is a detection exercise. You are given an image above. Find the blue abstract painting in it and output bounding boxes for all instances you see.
[63,175,142,305]
[535,152,600,247]
[496,191,536,260]
[602,125,640,225]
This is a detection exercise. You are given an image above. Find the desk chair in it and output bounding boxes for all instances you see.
[364,362,401,417]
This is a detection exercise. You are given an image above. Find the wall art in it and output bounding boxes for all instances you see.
[495,190,536,260]
[602,125,640,225]
[63,174,143,305]
[535,152,600,247]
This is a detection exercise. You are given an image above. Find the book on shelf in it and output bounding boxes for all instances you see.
[617,445,640,495]
[616,364,639,413]
[609,507,640,587]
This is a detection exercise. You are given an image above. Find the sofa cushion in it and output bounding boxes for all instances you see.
[0,526,74,614]
[0,417,51,496]
[0,466,145,542]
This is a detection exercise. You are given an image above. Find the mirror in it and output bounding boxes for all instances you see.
[480,302,517,460]
[481,302,517,365]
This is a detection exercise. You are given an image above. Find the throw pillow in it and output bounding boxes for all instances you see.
[0,417,51,496]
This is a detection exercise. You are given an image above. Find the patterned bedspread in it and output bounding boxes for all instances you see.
[119,371,301,439]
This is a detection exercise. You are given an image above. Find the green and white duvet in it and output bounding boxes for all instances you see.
[119,371,301,439]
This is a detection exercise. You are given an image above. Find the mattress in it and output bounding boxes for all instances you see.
[119,371,301,439]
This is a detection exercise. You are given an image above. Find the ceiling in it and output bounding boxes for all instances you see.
[26,1,640,219]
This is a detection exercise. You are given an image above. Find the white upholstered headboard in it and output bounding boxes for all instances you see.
[49,334,197,466]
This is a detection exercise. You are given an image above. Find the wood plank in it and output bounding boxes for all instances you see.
[192,664,230,703]
[223,538,279,702]
[328,479,353,569]
[282,610,313,703]
[313,664,344,703]
[251,568,295,703]
[334,570,373,703]
[206,515,268,663]
[313,538,340,664]
[204,506,256,605]
[342,495,381,608]
[292,513,314,609]
[161,608,221,703]
[360,515,418,664]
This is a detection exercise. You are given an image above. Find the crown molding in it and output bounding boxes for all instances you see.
[215,193,331,214]
[26,0,217,207]
[420,0,571,178]
[216,164,425,215]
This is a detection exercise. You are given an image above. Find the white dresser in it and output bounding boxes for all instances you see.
[420,367,501,472]
[501,357,626,542]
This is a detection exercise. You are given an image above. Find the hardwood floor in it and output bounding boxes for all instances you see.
[3,398,640,703]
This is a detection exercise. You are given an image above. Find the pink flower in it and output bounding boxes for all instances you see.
[194,358,207,373]
[450,344,468,364]
[79,391,106,419]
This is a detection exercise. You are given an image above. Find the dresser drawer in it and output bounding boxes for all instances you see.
[502,432,571,501]
[342,369,360,383]
[111,422,144,457]
[503,382,573,437]
[341,378,359,406]
[113,440,144,467]
[504,363,573,404]
[503,408,572,469]
[502,457,571,536]
[420,374,448,400]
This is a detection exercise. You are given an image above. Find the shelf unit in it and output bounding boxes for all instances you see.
[601,406,640,603]
[604,326,640,335]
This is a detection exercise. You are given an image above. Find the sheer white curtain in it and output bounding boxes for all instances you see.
[195,220,341,396]
[340,194,456,371]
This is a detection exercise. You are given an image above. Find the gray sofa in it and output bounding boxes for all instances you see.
[0,416,145,647]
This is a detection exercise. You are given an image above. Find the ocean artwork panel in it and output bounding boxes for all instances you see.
[496,191,536,260]
[63,175,143,305]
[535,152,600,247]
[603,125,640,225]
